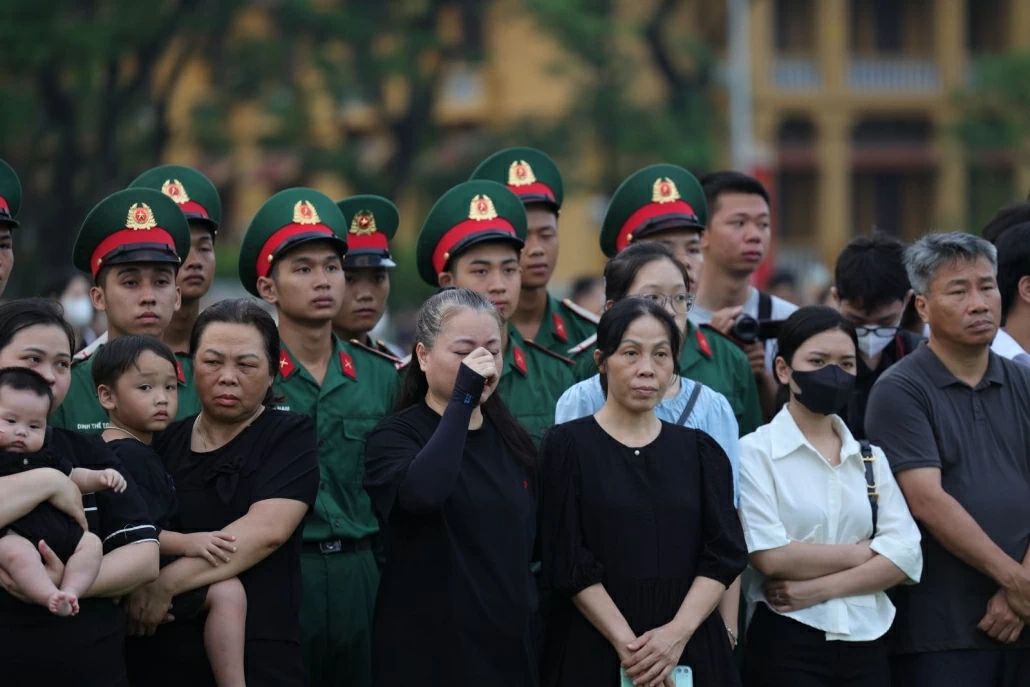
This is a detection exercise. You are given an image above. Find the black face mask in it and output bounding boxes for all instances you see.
[790,365,856,416]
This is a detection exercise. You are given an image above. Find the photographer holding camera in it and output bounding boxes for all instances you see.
[690,172,796,416]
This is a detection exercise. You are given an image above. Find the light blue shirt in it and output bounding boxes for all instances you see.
[555,374,740,506]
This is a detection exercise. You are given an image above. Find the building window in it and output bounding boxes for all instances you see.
[774,0,816,54]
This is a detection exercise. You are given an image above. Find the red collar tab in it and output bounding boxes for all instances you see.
[339,351,357,380]
[175,360,186,384]
[695,327,713,359]
[512,345,528,375]
[552,313,568,343]
[278,350,296,379]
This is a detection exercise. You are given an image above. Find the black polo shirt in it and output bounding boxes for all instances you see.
[847,330,923,440]
[866,343,1030,654]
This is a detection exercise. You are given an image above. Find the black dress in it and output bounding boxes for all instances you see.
[363,365,538,687]
[0,428,157,687]
[0,447,84,562]
[124,409,319,687]
[539,417,747,687]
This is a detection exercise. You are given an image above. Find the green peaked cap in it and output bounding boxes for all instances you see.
[0,159,23,228]
[73,188,191,277]
[336,194,398,268]
[600,163,706,258]
[416,180,527,286]
[128,164,222,231]
[238,187,348,297]
[469,147,563,210]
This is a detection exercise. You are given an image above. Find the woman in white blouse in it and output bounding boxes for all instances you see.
[737,306,922,687]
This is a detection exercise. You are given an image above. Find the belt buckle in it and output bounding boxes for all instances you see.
[319,540,342,554]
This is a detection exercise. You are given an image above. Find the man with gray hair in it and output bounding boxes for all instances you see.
[866,232,1030,685]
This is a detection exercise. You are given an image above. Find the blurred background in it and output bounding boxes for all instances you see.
[3,0,1030,346]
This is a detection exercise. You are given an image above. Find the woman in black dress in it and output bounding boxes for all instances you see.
[540,298,748,687]
[0,298,159,686]
[123,299,319,686]
[364,287,539,686]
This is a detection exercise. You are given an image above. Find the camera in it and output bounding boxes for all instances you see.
[730,315,784,345]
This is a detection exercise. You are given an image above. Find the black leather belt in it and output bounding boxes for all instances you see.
[302,538,373,555]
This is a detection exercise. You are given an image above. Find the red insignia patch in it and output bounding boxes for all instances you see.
[339,351,357,380]
[512,345,528,375]
[695,328,713,359]
[175,360,186,384]
[523,480,529,489]
[552,313,568,343]
[278,351,296,379]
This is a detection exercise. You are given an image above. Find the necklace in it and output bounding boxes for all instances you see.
[195,407,263,450]
[106,426,144,443]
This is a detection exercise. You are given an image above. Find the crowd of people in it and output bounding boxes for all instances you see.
[0,148,1028,687]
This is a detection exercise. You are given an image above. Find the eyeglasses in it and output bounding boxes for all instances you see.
[637,293,695,314]
[854,325,900,337]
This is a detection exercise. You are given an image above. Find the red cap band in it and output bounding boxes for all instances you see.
[616,200,699,253]
[90,227,176,277]
[0,197,8,213]
[178,200,210,219]
[347,232,390,253]
[507,182,556,204]
[256,223,335,278]
[432,219,518,275]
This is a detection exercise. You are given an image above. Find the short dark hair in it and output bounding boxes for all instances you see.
[834,232,911,310]
[595,298,682,396]
[767,270,797,290]
[775,305,858,407]
[604,242,688,302]
[570,275,603,302]
[995,222,1030,322]
[190,299,281,407]
[982,201,1030,245]
[91,335,177,393]
[0,298,76,358]
[700,171,771,215]
[0,367,54,414]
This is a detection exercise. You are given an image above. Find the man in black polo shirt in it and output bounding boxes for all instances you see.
[832,232,923,439]
[866,232,1030,686]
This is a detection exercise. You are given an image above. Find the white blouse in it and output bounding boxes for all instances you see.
[737,407,923,642]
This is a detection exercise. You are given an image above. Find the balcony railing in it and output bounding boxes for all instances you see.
[771,58,823,90]
[848,59,940,92]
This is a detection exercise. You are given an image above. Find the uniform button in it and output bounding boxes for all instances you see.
[319,483,326,491]
[22,458,28,465]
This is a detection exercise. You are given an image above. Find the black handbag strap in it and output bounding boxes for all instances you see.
[860,440,879,538]
[676,381,704,426]
[758,290,773,321]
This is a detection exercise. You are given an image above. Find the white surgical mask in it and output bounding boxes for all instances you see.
[61,295,94,328]
[856,328,895,358]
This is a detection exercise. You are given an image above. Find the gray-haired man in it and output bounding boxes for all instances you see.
[866,232,1030,686]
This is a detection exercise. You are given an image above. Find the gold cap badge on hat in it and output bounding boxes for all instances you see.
[652,177,680,204]
[349,211,377,236]
[160,179,190,205]
[293,200,320,225]
[468,195,498,221]
[507,160,537,187]
[126,203,157,230]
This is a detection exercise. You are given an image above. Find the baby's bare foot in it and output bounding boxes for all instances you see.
[47,591,74,617]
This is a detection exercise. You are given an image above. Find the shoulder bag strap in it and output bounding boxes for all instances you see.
[860,440,879,538]
[676,381,704,426]
[758,290,773,321]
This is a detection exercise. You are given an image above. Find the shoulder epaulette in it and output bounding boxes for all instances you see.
[74,331,107,362]
[567,333,597,356]
[349,338,404,367]
[561,298,601,325]
[525,339,574,366]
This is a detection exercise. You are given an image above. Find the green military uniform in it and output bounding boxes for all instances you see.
[416,179,576,444]
[0,159,22,229]
[49,188,196,432]
[469,147,598,358]
[240,187,396,687]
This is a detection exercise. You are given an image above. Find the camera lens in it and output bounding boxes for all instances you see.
[731,315,759,345]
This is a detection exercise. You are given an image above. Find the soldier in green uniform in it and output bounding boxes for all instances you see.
[50,188,195,433]
[416,179,575,444]
[238,187,399,687]
[469,148,597,358]
[127,164,221,418]
[0,159,22,298]
[331,194,403,361]
[571,163,762,435]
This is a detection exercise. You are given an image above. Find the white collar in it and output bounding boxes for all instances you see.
[991,328,1028,361]
[768,406,862,463]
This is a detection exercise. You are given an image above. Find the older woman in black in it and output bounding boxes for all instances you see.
[364,287,539,686]
[0,299,159,686]
[123,299,319,686]
[540,298,748,687]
